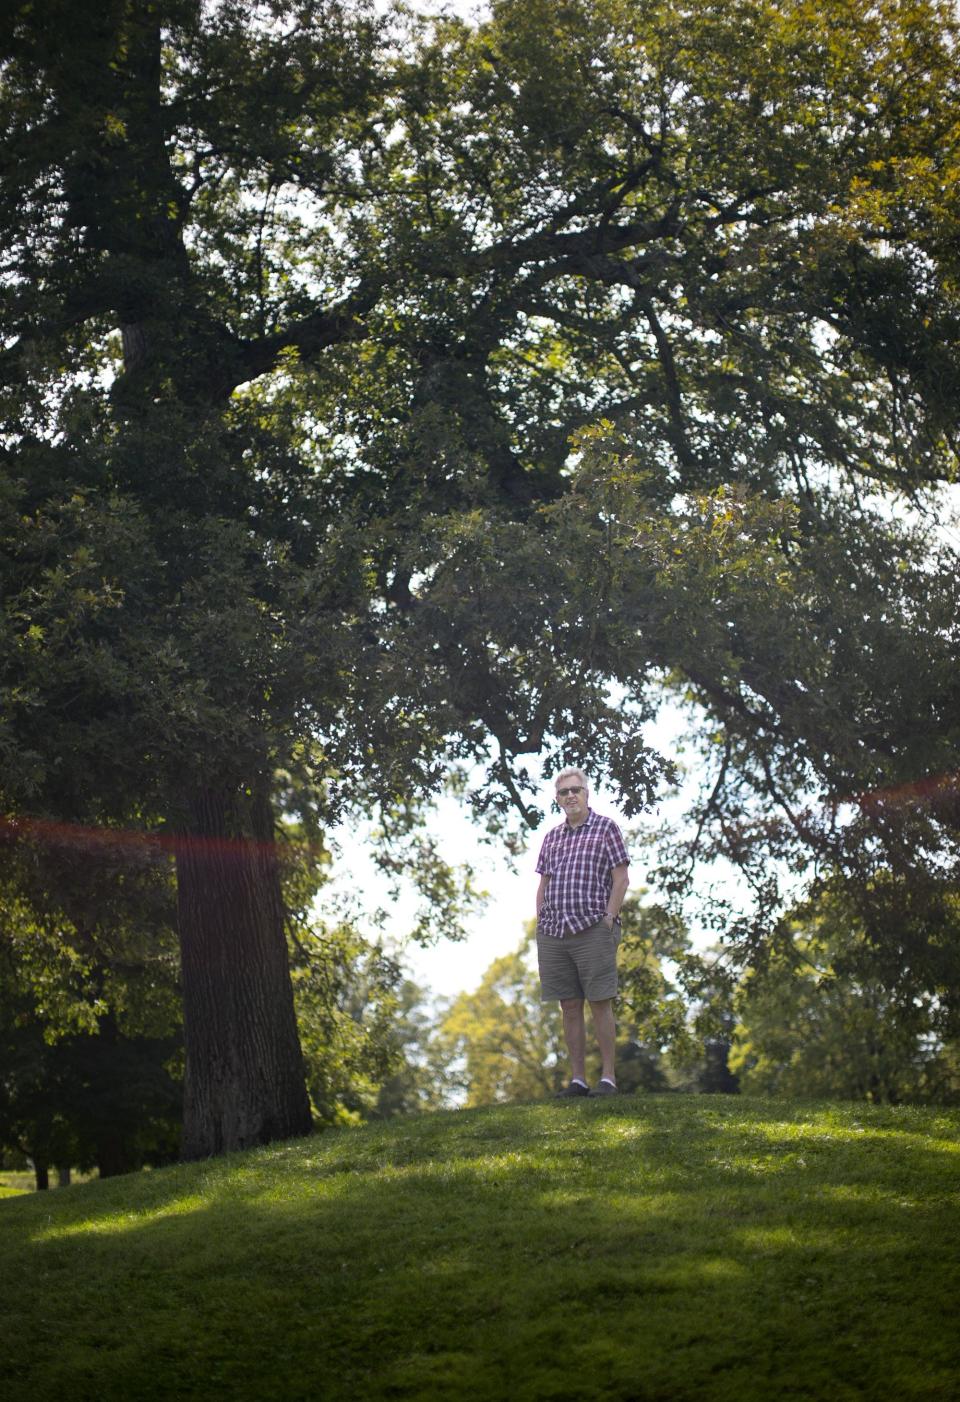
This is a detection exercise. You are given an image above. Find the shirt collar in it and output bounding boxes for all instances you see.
[564,806,594,832]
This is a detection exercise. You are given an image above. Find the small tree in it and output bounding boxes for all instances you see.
[0,923,181,1184]
[730,888,960,1104]
[438,932,567,1106]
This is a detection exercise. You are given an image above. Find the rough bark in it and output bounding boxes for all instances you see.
[96,1132,136,1180]
[176,785,312,1159]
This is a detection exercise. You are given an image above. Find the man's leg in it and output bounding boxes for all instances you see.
[560,997,587,1084]
[589,998,617,1085]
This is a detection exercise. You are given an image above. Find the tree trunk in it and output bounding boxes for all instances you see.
[57,1167,71,1187]
[176,784,312,1159]
[92,1009,139,1178]
[97,1131,136,1179]
[33,1160,49,1191]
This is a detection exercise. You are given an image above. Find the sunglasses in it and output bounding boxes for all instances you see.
[557,785,584,797]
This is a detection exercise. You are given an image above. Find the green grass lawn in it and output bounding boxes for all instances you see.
[1,1095,958,1401]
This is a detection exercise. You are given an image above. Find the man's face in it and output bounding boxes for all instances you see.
[556,778,588,822]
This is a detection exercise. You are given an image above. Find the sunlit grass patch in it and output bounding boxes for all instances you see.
[30,1192,210,1244]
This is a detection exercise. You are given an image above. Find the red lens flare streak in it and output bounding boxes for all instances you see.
[0,814,316,865]
[838,771,960,816]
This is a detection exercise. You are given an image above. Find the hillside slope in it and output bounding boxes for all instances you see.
[1,1095,958,1401]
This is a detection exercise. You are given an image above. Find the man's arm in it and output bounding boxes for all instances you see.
[604,864,629,926]
[536,873,550,917]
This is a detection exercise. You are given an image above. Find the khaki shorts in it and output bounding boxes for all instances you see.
[536,920,620,1002]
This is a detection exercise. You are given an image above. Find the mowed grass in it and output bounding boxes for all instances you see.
[1,1096,958,1402]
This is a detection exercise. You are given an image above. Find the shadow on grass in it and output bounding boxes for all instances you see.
[2,1097,958,1402]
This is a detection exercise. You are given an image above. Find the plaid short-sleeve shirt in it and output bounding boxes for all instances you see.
[535,809,629,939]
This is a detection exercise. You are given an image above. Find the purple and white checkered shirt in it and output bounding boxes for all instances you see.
[535,809,629,939]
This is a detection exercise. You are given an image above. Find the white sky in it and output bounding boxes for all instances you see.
[324,704,698,999]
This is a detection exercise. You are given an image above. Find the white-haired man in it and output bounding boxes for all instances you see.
[535,767,630,1097]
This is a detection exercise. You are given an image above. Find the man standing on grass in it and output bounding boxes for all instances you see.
[535,767,630,1098]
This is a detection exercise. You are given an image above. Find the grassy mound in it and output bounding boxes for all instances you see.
[1,1095,958,1401]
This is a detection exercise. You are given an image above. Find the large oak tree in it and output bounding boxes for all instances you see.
[2,0,958,1153]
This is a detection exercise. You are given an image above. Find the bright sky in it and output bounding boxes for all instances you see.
[325,706,696,999]
[326,783,631,999]
[404,785,635,997]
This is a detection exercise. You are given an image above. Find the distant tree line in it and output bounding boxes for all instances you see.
[4,877,959,1188]
[428,890,960,1109]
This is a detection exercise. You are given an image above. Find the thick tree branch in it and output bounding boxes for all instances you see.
[230,279,384,386]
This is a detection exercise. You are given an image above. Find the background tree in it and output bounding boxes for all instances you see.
[0,852,182,1183]
[365,976,452,1120]
[279,812,468,1121]
[438,930,567,1105]
[730,887,960,1104]
[291,923,447,1123]
[614,893,691,1092]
